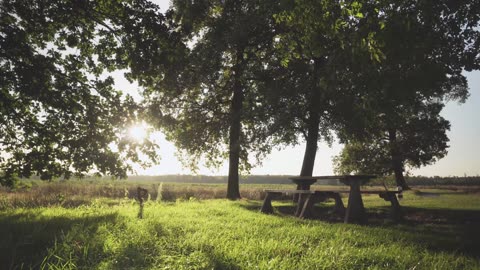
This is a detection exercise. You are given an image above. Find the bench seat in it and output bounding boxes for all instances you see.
[260,189,402,222]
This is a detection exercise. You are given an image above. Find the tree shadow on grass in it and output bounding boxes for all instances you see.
[0,211,118,269]
[108,228,241,270]
[108,242,240,270]
[0,210,242,270]
[384,206,480,259]
[240,201,480,259]
[239,199,345,222]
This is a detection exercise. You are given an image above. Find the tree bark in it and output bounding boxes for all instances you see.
[388,128,410,190]
[300,113,320,177]
[227,52,244,200]
[299,59,322,178]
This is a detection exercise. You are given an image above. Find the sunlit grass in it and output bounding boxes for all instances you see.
[1,191,479,269]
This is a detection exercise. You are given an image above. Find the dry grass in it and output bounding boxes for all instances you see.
[5,179,471,210]
[0,181,275,209]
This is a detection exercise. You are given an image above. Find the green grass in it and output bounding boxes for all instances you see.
[1,189,480,269]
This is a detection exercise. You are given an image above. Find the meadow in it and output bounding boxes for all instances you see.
[1,180,479,269]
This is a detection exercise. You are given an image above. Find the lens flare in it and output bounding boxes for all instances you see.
[128,124,147,142]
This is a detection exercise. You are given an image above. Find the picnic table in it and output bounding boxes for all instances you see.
[260,175,402,223]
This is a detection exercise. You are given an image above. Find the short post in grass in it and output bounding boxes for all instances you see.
[137,187,149,219]
[156,182,163,202]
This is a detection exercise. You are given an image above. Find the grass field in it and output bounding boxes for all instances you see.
[1,182,479,269]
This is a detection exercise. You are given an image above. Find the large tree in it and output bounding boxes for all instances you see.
[0,0,178,186]
[334,102,450,186]
[262,0,381,179]
[144,0,283,199]
[334,0,480,189]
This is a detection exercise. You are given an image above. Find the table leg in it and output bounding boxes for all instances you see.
[260,193,274,214]
[344,181,366,224]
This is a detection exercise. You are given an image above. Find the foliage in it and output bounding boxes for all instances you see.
[144,0,287,199]
[334,102,451,176]
[0,0,179,185]
[334,0,480,186]
[256,0,385,176]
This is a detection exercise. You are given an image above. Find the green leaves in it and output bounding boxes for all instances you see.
[0,0,168,185]
[333,0,479,183]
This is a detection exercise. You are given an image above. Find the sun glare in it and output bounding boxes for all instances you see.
[128,123,148,142]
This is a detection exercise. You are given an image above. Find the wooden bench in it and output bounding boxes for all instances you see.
[260,190,345,218]
[260,189,402,222]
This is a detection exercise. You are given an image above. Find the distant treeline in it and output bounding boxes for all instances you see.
[404,176,480,186]
[126,175,301,185]
[126,175,480,186]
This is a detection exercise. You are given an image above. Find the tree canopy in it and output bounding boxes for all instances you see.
[333,0,480,188]
[2,0,479,193]
[0,0,178,186]
[261,0,384,178]
[144,0,286,199]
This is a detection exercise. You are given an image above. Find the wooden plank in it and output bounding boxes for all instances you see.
[289,176,340,180]
[263,189,401,194]
[264,189,315,194]
[310,190,401,194]
[289,175,376,180]
[360,190,401,194]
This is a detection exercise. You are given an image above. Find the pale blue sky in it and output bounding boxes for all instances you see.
[128,0,480,177]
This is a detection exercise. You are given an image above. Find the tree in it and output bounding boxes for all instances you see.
[144,0,283,199]
[0,0,177,186]
[334,0,480,189]
[334,102,450,187]
[264,0,381,178]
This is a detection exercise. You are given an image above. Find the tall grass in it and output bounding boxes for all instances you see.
[0,181,289,209]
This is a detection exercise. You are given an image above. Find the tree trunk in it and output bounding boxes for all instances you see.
[299,59,322,178]
[388,128,410,190]
[226,52,244,200]
[300,114,320,177]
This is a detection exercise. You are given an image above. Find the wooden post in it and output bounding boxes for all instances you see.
[344,180,366,224]
[379,192,403,222]
[328,192,346,215]
[295,193,306,217]
[260,193,274,214]
[137,187,148,219]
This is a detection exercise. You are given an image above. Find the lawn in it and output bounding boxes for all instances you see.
[1,188,479,269]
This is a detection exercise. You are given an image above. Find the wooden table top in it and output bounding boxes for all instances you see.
[288,175,377,180]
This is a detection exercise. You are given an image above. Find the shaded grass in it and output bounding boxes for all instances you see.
[1,190,479,269]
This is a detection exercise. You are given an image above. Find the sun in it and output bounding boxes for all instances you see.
[128,123,148,142]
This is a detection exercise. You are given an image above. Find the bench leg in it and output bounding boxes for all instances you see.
[293,183,310,203]
[328,192,345,215]
[295,193,306,217]
[260,193,274,214]
[379,192,403,222]
[299,194,316,219]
